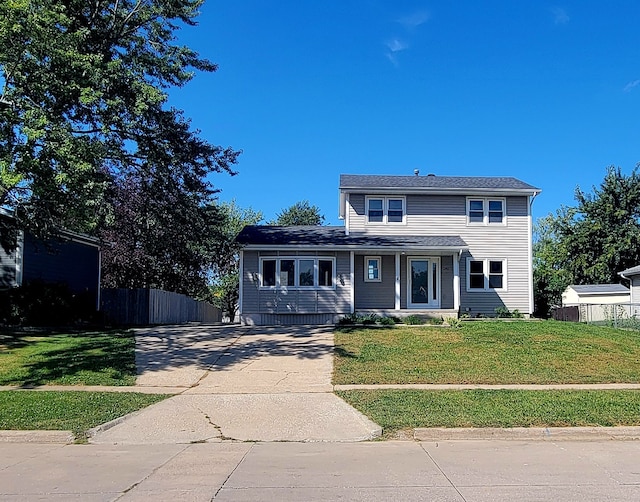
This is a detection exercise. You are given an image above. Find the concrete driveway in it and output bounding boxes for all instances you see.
[90,325,380,444]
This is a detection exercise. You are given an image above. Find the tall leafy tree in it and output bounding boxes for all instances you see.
[270,200,325,226]
[99,174,224,297]
[533,165,640,316]
[0,0,239,236]
[209,200,262,318]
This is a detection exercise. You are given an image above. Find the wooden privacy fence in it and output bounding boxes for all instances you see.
[102,288,222,325]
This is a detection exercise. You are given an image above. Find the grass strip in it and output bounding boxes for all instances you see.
[337,389,640,437]
[0,391,168,438]
[334,321,640,385]
[0,330,136,386]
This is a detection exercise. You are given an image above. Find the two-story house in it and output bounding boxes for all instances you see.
[236,173,541,325]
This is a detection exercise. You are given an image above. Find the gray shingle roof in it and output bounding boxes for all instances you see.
[619,265,640,277]
[568,284,629,295]
[236,225,467,249]
[339,174,540,192]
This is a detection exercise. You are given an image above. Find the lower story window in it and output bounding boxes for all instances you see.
[467,258,506,291]
[260,257,335,289]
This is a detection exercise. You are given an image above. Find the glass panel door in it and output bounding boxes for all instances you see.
[408,257,440,308]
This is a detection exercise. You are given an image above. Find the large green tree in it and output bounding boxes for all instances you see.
[209,200,262,319]
[0,0,238,236]
[533,165,640,316]
[270,200,325,226]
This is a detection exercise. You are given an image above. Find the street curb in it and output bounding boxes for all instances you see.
[414,426,640,441]
[0,430,74,444]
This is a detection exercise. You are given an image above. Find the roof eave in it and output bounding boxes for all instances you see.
[339,187,541,196]
[240,244,469,252]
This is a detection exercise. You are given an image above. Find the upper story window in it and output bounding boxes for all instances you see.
[260,257,335,290]
[366,196,405,224]
[467,198,505,225]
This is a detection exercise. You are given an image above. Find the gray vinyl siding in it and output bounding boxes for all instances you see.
[241,250,351,316]
[354,254,395,309]
[0,239,17,289]
[631,276,640,304]
[459,197,531,315]
[22,234,100,296]
[348,193,532,314]
[440,255,454,309]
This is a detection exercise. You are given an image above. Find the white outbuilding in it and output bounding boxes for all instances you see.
[561,284,630,306]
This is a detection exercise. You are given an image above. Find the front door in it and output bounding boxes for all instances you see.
[408,257,440,308]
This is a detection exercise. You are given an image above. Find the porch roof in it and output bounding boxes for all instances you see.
[236,225,468,251]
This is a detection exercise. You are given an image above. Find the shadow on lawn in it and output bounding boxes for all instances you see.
[1,332,135,386]
[133,324,337,375]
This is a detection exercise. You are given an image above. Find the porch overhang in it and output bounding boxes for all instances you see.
[236,225,469,254]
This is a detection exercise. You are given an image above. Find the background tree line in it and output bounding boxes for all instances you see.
[533,165,640,317]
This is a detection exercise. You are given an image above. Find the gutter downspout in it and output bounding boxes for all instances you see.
[528,190,541,315]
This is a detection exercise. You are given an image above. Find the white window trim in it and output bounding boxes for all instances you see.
[466,257,507,292]
[365,196,406,225]
[364,256,382,282]
[466,197,506,226]
[259,257,336,290]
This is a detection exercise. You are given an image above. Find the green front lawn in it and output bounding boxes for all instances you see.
[334,321,640,385]
[0,391,168,438]
[0,330,137,386]
[338,389,640,437]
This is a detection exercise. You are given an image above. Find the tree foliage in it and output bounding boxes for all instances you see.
[270,200,325,226]
[533,166,640,316]
[0,0,239,236]
[209,200,262,318]
[99,175,224,298]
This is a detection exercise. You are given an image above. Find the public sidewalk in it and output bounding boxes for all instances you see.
[2,440,640,501]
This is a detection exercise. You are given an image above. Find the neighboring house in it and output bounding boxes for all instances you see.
[619,265,640,304]
[236,173,541,326]
[0,211,102,309]
[561,284,630,306]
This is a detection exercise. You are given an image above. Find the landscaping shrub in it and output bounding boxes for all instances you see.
[360,313,380,325]
[378,316,396,326]
[0,281,97,326]
[403,314,425,325]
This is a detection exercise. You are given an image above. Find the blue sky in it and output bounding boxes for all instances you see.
[169,1,640,226]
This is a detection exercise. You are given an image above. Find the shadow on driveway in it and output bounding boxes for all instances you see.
[134,324,335,390]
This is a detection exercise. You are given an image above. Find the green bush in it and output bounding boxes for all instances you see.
[403,314,425,325]
[495,306,511,318]
[378,316,395,326]
[0,281,96,326]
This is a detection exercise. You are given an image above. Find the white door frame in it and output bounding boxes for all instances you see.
[407,256,441,309]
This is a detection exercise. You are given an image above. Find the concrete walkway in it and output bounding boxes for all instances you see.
[2,440,640,500]
[89,325,381,444]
